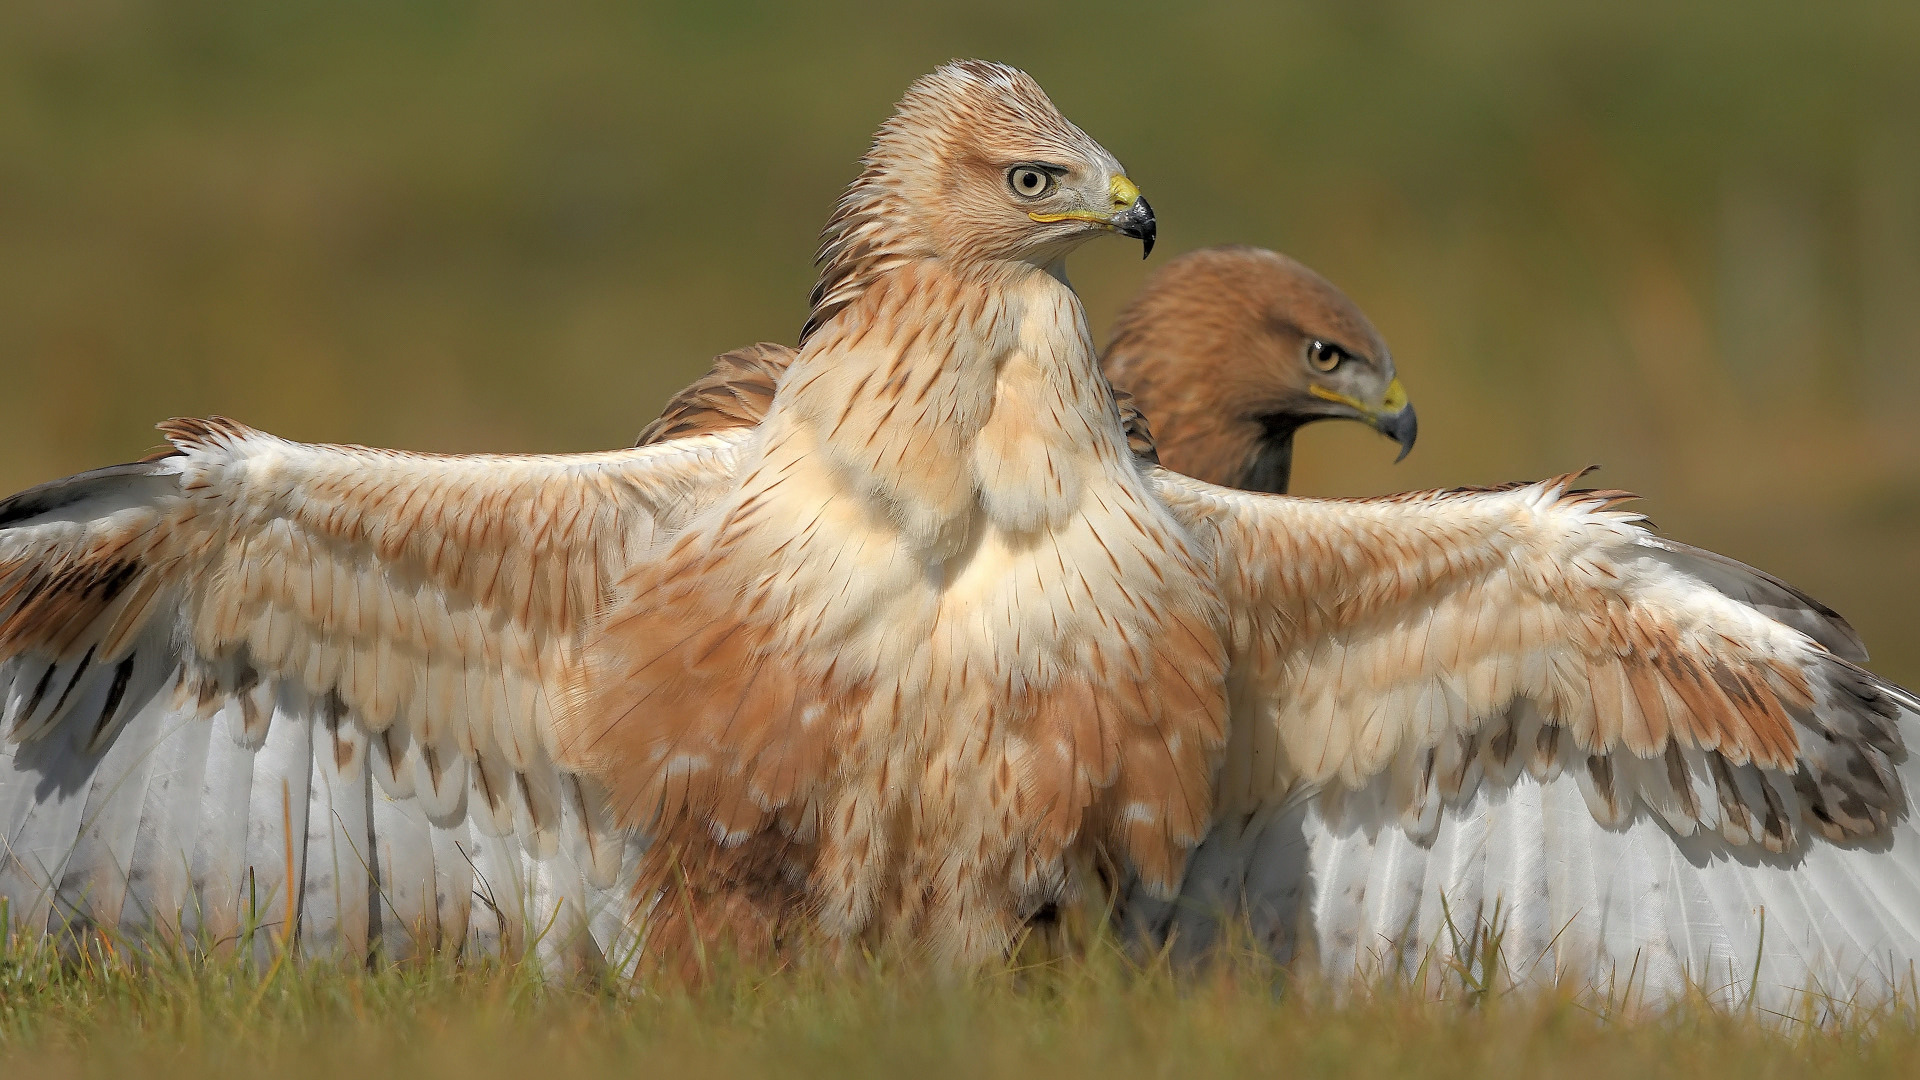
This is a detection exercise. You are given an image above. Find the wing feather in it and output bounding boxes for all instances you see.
[366,780,440,954]
[0,419,746,962]
[1156,469,1909,852]
[123,689,215,936]
[1148,467,1920,1010]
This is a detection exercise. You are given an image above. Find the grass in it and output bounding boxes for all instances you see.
[6,919,1920,1079]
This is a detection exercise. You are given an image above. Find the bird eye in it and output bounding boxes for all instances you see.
[1308,340,1348,372]
[1007,166,1055,199]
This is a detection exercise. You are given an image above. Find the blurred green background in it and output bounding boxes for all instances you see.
[1,1,1917,680]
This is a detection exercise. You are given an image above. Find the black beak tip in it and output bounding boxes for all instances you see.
[1112,195,1155,259]
[1384,404,1418,463]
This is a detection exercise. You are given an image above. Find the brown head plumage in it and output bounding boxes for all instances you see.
[1103,245,1416,493]
[803,59,1155,342]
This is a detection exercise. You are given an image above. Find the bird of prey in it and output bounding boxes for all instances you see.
[1,62,1916,1010]
[638,245,1418,497]
[1103,246,1416,494]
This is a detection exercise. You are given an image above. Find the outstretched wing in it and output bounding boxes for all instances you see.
[1145,469,1920,1011]
[0,418,744,968]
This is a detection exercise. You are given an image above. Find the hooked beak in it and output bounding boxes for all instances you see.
[1110,194,1156,258]
[1378,400,1418,462]
[1030,174,1157,258]
[1308,377,1418,462]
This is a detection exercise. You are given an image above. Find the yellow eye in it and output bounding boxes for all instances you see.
[1008,166,1055,199]
[1308,340,1348,372]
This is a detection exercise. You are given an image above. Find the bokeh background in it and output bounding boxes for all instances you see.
[2,1,1917,681]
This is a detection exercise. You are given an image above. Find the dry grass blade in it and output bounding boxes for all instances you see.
[5,915,1920,1080]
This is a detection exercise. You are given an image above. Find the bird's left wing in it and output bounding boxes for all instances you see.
[1145,468,1920,1012]
[0,418,745,967]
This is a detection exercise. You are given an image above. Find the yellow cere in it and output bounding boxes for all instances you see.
[1030,174,1145,225]
[1309,379,1409,418]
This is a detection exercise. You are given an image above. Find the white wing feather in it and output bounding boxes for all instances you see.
[0,419,744,966]
[1142,468,1920,1014]
[1145,745,1920,1016]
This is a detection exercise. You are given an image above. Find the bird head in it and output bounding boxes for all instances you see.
[806,60,1153,341]
[1103,246,1417,492]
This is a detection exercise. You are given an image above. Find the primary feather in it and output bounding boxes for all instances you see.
[0,422,745,967]
[1130,470,1920,1015]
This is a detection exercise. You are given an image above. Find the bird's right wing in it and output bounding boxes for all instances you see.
[0,418,745,968]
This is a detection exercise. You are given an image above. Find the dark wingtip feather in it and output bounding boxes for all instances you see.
[1635,535,1870,662]
[0,461,177,531]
